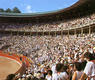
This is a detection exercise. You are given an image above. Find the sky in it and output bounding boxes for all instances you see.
[0,0,79,13]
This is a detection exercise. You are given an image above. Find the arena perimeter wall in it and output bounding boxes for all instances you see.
[0,51,24,75]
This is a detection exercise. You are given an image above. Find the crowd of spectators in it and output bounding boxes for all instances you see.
[0,12,95,80]
[0,33,95,80]
[0,13,95,31]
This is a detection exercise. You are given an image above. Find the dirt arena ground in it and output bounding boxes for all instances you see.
[0,57,21,80]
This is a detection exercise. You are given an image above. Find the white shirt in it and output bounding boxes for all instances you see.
[52,72,68,80]
[51,65,56,75]
[76,71,83,80]
[46,75,52,80]
[84,61,95,80]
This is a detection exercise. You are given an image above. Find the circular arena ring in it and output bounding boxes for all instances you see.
[0,51,22,80]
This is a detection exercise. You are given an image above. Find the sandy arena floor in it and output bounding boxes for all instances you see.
[0,57,21,80]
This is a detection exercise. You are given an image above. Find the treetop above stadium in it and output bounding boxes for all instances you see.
[0,0,94,23]
[0,0,90,17]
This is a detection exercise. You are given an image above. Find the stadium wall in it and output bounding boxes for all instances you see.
[0,51,23,75]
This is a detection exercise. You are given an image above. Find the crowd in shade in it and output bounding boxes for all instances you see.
[0,13,95,31]
[0,13,95,80]
[0,33,95,80]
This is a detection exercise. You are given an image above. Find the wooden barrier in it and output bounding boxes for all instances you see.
[0,52,23,75]
[0,51,30,75]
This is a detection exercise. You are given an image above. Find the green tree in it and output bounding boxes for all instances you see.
[0,8,4,12]
[13,7,21,13]
[5,8,12,13]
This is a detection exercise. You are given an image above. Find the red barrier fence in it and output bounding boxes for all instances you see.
[0,50,30,75]
[0,52,22,64]
[0,51,23,75]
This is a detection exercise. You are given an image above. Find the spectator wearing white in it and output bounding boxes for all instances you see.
[46,70,52,80]
[52,63,68,80]
[80,52,95,80]
[72,62,83,80]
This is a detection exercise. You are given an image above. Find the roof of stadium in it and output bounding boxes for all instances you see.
[0,0,95,23]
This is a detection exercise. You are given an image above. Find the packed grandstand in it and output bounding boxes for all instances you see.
[0,0,95,80]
